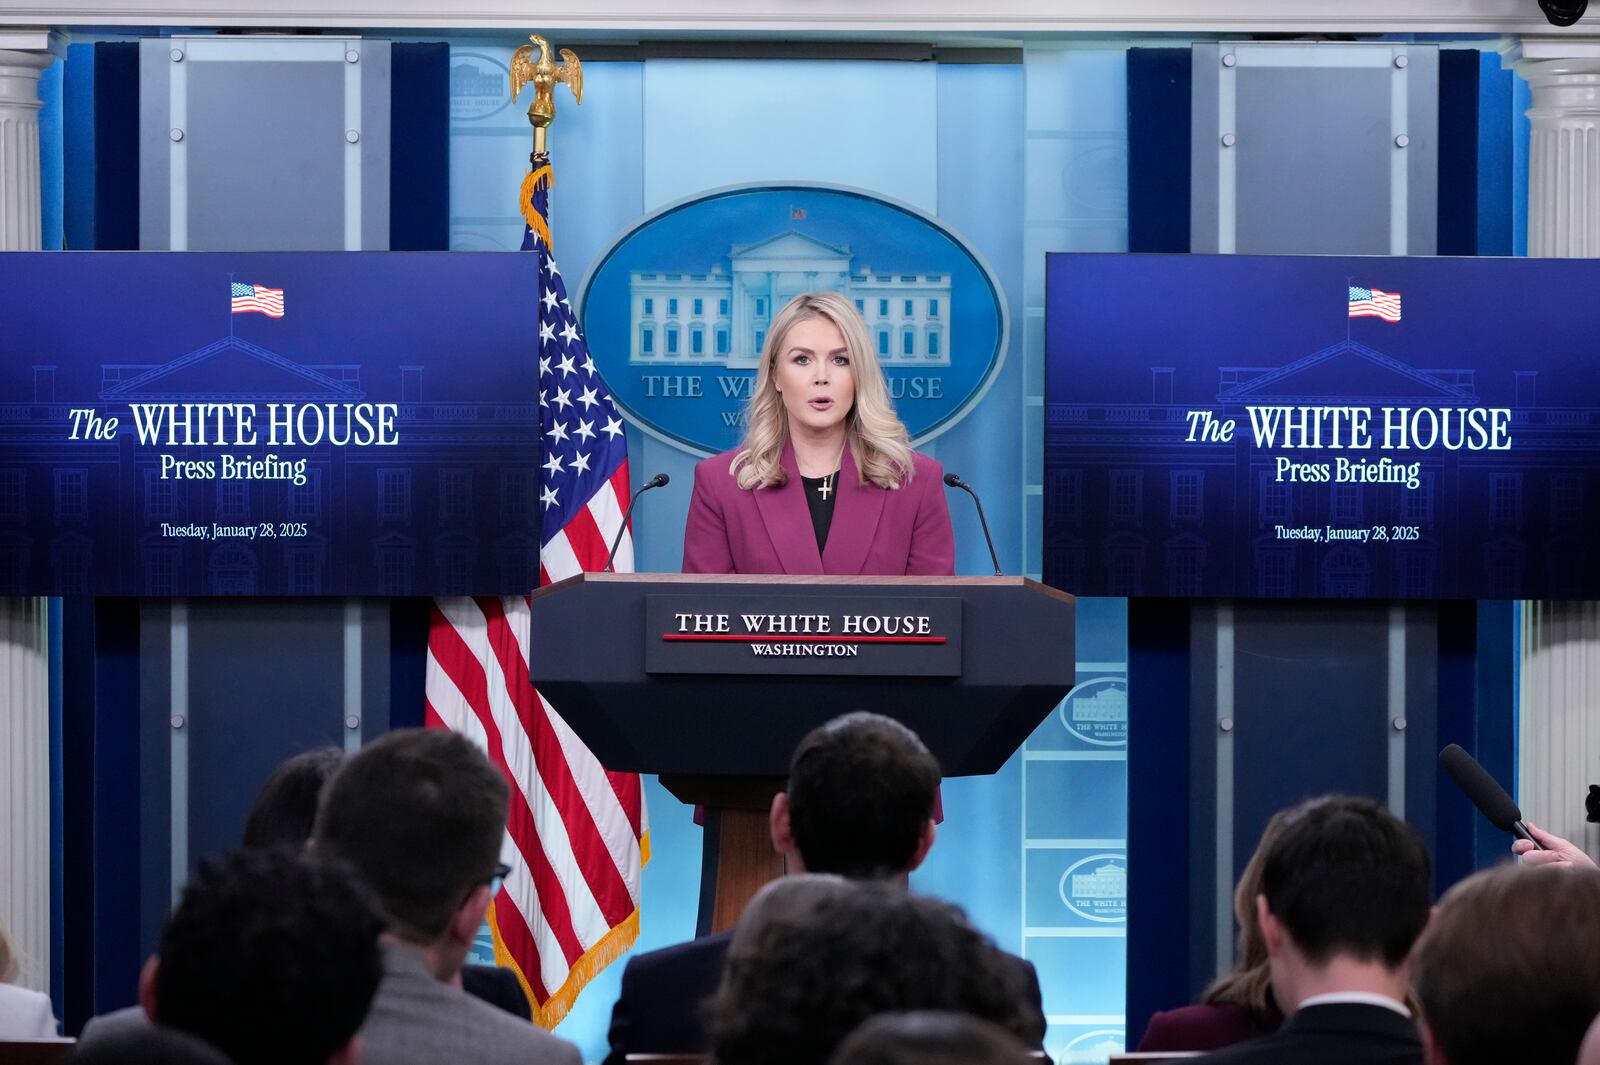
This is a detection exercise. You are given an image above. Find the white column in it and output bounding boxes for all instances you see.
[1521,43,1600,257]
[0,38,54,993]
[0,598,50,992]
[1516,39,1600,862]
[1520,604,1600,858]
[0,49,50,251]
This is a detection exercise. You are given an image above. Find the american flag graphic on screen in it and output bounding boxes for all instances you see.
[230,282,285,318]
[1348,285,1401,322]
[424,154,647,1029]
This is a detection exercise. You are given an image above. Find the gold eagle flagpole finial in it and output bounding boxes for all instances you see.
[510,34,583,157]
[511,34,582,248]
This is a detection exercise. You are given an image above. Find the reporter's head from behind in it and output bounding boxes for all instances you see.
[773,710,942,882]
[707,876,1044,1065]
[1255,795,1431,1010]
[312,727,509,981]
[1410,864,1600,1065]
[139,847,383,1065]
[312,728,581,1065]
[1192,795,1432,1065]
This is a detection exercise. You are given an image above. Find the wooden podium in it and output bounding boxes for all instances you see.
[528,573,1075,932]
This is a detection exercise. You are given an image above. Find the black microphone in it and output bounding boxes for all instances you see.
[1439,743,1544,848]
[943,473,1002,577]
[603,473,669,573]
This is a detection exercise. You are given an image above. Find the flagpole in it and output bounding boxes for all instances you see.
[1344,275,1353,342]
[228,271,236,338]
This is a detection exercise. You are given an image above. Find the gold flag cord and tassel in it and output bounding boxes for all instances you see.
[519,157,554,252]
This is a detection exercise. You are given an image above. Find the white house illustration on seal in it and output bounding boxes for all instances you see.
[627,230,951,369]
[1072,687,1127,725]
[1071,861,1127,900]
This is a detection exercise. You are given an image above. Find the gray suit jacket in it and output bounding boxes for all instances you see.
[361,942,581,1065]
[80,945,581,1065]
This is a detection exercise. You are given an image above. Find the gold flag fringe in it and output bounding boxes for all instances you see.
[520,162,555,253]
[488,829,652,1031]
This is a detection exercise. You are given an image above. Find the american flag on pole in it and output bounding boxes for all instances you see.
[230,282,285,318]
[424,153,647,1028]
[1348,285,1401,322]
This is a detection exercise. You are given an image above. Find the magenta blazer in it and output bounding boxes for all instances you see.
[1136,1001,1274,1054]
[681,442,956,576]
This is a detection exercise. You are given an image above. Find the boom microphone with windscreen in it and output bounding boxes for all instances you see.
[1439,743,1544,848]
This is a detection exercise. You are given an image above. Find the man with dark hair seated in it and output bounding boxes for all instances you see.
[1410,864,1600,1065]
[238,742,532,1021]
[312,728,580,1065]
[140,847,382,1065]
[829,1011,1036,1065]
[605,711,1044,1063]
[240,745,346,850]
[1194,795,1432,1065]
[707,876,1044,1065]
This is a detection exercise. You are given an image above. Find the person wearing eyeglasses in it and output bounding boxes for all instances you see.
[312,729,580,1065]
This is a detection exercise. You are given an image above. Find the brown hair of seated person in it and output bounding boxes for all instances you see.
[1411,864,1600,1065]
[1198,805,1305,1030]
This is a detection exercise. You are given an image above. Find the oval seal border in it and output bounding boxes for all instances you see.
[576,182,1010,458]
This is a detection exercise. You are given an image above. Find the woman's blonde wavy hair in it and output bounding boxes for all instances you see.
[731,291,916,491]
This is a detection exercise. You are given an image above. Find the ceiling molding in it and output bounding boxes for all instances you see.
[2,0,1599,36]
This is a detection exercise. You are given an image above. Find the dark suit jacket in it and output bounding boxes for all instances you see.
[602,929,1045,1065]
[1137,1001,1273,1054]
[681,442,955,575]
[462,963,533,1022]
[1192,1002,1421,1065]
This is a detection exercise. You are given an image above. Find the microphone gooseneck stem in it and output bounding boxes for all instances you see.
[603,477,666,573]
[970,488,1002,576]
[948,477,1002,577]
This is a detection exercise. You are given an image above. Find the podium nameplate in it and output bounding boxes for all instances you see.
[644,594,962,677]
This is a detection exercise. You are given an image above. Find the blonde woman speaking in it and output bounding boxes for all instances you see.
[682,292,954,575]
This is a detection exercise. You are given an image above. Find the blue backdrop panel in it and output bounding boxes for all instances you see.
[1438,50,1480,256]
[1025,759,1128,839]
[1432,599,1518,889]
[1476,53,1514,257]
[1030,935,1127,1017]
[86,599,144,1023]
[57,598,103,1032]
[63,43,96,252]
[389,43,450,251]
[92,43,140,251]
[1229,603,1390,869]
[185,599,352,864]
[1124,598,1190,1044]
[1126,48,1191,255]
[39,59,63,250]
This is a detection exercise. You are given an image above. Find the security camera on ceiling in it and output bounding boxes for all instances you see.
[1540,0,1588,26]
